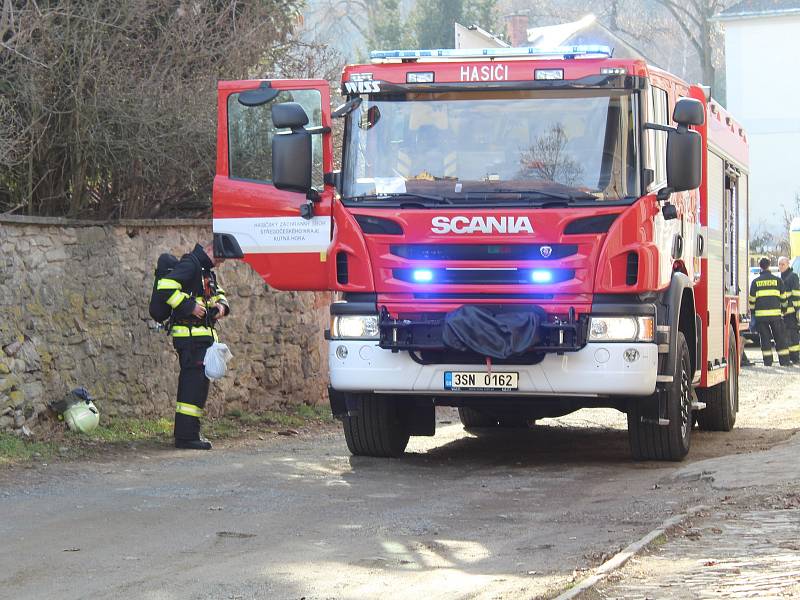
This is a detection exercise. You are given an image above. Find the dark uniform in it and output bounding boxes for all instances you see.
[780,266,800,363]
[154,244,229,444]
[749,268,789,366]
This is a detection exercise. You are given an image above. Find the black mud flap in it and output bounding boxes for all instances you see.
[630,392,669,426]
[442,305,545,359]
[328,387,349,419]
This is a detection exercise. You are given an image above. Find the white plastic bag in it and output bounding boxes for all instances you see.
[204,342,233,380]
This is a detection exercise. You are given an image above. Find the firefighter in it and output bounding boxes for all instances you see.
[749,257,790,367]
[154,242,229,449]
[778,256,800,364]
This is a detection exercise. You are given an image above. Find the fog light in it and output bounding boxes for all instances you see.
[590,319,608,338]
[336,345,348,360]
[623,348,640,363]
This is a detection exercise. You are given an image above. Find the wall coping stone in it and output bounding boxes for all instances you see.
[0,214,209,228]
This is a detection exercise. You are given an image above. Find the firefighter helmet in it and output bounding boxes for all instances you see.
[64,400,100,433]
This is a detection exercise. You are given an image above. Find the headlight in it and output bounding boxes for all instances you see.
[331,315,380,339]
[589,316,654,342]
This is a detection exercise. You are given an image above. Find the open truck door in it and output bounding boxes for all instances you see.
[212,79,333,291]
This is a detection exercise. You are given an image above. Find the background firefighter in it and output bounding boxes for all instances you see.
[154,243,230,449]
[778,256,800,364]
[749,257,790,367]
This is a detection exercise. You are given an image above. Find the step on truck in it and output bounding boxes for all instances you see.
[212,45,749,461]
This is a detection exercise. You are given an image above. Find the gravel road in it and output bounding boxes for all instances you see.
[1,351,798,600]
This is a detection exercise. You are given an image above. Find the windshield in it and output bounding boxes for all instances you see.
[342,89,639,206]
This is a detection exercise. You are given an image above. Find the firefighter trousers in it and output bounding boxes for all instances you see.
[173,337,213,441]
[783,314,800,363]
[756,317,790,366]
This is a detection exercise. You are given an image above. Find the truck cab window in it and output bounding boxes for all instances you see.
[342,89,639,205]
[646,86,669,190]
[227,89,323,187]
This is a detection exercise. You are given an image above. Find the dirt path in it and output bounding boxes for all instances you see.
[1,353,798,600]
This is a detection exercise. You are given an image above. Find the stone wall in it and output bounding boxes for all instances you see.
[0,216,329,435]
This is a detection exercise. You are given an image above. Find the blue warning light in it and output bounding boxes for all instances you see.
[413,269,434,283]
[531,269,553,283]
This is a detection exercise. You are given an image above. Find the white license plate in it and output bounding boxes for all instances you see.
[444,371,519,391]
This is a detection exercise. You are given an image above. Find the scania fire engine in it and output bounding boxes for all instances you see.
[212,45,749,461]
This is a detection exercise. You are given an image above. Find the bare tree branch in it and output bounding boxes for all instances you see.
[0,0,330,218]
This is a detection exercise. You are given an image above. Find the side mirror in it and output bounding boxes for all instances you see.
[673,98,705,126]
[238,82,280,107]
[272,102,312,194]
[666,128,702,192]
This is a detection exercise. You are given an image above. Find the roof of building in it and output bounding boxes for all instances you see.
[715,0,800,21]
[525,14,649,61]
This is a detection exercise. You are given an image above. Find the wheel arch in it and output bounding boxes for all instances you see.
[658,272,698,379]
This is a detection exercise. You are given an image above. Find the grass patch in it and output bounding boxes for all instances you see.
[1,404,333,467]
[650,533,668,548]
[223,403,333,430]
[81,417,174,443]
[295,403,334,422]
[0,432,61,466]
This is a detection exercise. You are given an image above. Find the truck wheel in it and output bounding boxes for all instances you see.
[341,393,410,458]
[697,325,738,431]
[627,331,692,461]
[458,408,529,431]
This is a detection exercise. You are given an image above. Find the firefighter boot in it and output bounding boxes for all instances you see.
[175,436,212,450]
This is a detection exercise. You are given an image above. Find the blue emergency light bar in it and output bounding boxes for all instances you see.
[370,45,613,61]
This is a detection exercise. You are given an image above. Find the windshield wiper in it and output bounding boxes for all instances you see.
[488,189,599,202]
[344,193,453,205]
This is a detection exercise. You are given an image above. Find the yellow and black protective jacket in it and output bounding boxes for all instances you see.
[780,267,800,317]
[749,269,786,318]
[153,244,229,339]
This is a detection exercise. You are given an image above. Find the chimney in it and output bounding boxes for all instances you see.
[505,14,529,47]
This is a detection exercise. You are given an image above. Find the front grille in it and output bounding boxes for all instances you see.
[390,244,577,261]
[378,306,588,356]
[393,268,575,285]
[414,293,554,300]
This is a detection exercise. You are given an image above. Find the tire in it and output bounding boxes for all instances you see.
[458,407,528,430]
[341,393,410,457]
[697,325,738,431]
[628,331,692,461]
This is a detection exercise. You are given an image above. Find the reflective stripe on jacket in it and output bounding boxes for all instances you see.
[781,268,800,315]
[152,244,230,336]
[749,269,786,318]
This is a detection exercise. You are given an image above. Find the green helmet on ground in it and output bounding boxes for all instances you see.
[64,400,100,433]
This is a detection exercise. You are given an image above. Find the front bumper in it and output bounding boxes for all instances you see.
[328,341,657,396]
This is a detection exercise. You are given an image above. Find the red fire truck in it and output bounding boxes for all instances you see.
[212,46,749,461]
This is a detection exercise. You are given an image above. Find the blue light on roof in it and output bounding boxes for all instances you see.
[369,45,613,61]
